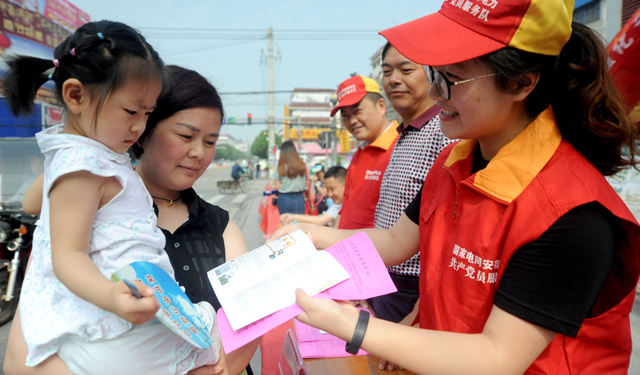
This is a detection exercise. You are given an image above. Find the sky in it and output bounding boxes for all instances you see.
[68,0,441,143]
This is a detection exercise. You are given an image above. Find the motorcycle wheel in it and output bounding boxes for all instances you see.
[0,267,21,326]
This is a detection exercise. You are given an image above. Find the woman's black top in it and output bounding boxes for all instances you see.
[156,188,228,311]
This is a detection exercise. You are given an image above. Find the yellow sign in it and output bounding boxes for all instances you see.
[289,128,332,140]
[338,129,350,153]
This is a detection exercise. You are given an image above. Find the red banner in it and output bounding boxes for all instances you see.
[44,0,89,32]
[607,7,640,112]
[0,1,70,49]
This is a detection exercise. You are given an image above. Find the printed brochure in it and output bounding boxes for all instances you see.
[111,261,212,349]
[208,229,350,331]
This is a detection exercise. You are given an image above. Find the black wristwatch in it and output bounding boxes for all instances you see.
[345,310,370,355]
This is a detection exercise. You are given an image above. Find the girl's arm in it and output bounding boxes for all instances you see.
[221,218,261,375]
[267,213,420,267]
[295,290,556,375]
[49,171,158,324]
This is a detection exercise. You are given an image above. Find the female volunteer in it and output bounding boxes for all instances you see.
[273,140,307,215]
[4,66,258,375]
[269,0,640,374]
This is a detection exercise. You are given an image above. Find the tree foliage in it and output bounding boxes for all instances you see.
[251,130,282,158]
[214,144,247,160]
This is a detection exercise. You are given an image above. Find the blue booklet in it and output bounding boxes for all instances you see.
[111,261,212,349]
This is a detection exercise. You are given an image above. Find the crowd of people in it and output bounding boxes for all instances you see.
[3,0,640,374]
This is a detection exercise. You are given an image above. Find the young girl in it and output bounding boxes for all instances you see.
[3,21,222,375]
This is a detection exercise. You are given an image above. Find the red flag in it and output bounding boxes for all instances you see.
[607,7,640,112]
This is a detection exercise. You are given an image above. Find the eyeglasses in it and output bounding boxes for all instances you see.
[423,66,498,100]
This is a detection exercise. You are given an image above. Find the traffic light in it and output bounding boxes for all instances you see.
[317,131,331,149]
[272,145,277,154]
[247,113,252,125]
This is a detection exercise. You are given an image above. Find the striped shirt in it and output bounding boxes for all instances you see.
[374,106,454,276]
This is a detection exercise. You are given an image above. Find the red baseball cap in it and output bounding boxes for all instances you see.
[379,0,574,66]
[330,75,381,117]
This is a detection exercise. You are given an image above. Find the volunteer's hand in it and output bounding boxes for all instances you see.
[109,280,159,325]
[267,223,321,246]
[279,213,292,224]
[294,288,360,342]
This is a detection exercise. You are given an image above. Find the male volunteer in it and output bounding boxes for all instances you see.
[279,166,346,228]
[368,43,454,327]
[331,75,398,230]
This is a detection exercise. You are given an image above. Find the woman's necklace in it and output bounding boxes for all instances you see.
[152,193,181,207]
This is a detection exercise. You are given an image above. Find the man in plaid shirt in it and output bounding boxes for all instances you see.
[368,43,455,329]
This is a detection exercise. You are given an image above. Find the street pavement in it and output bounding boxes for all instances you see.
[1,164,640,374]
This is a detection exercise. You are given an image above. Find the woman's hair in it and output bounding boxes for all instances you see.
[2,20,164,123]
[277,140,307,178]
[480,22,639,176]
[132,65,224,159]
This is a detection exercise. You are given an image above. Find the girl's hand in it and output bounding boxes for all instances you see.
[109,280,159,324]
[294,288,360,342]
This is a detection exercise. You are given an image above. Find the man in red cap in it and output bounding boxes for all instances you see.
[331,75,398,230]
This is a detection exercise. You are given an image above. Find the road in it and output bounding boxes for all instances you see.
[0,164,639,374]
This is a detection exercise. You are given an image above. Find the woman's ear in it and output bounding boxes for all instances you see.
[61,78,88,115]
[513,73,540,102]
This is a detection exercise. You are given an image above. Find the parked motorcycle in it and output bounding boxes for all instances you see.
[0,205,36,325]
[0,137,43,326]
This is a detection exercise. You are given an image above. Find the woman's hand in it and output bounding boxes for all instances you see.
[108,280,159,325]
[294,288,360,342]
[279,213,291,224]
[267,223,319,245]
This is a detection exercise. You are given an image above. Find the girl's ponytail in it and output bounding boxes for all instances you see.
[549,22,638,176]
[2,55,56,116]
[2,20,163,121]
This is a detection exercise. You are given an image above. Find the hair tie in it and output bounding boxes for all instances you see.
[96,32,104,40]
[70,48,76,56]
[48,74,53,81]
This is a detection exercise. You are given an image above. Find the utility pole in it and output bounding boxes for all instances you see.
[267,27,276,178]
[329,95,338,168]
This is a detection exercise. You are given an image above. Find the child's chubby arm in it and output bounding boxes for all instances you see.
[49,170,159,324]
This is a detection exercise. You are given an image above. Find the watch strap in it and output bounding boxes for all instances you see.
[345,310,370,355]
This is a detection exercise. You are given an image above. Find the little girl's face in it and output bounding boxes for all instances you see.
[75,79,162,154]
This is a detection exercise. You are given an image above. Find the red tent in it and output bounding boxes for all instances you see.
[607,7,640,118]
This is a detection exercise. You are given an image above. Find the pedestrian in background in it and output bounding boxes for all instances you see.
[310,163,329,213]
[273,140,307,215]
[280,166,346,227]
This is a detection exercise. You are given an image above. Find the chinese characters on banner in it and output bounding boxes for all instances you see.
[0,0,89,106]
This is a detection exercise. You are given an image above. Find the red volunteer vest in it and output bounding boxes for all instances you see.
[418,110,640,374]
[339,124,398,230]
